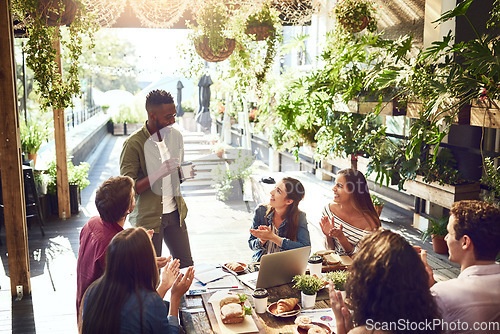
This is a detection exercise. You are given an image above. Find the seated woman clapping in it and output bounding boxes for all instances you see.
[79,227,194,334]
[320,169,380,255]
[329,230,440,334]
[249,177,310,262]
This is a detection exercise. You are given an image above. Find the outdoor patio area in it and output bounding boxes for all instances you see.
[0,126,460,334]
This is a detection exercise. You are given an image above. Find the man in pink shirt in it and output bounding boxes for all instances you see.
[76,176,137,317]
[428,200,500,334]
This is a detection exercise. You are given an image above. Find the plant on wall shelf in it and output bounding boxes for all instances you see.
[480,157,500,206]
[11,0,98,111]
[332,0,378,33]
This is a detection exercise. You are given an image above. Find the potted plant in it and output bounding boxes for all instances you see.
[47,158,90,214]
[110,103,147,135]
[292,274,325,309]
[370,194,384,217]
[211,141,232,159]
[244,1,278,41]
[480,157,500,206]
[19,114,52,165]
[323,270,348,291]
[421,216,449,255]
[11,0,98,111]
[211,148,255,201]
[190,0,235,62]
[332,0,378,33]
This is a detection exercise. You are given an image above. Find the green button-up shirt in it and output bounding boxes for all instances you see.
[120,123,188,232]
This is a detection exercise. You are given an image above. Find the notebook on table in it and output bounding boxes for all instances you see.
[239,246,311,290]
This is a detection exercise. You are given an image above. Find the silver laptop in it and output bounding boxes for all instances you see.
[239,246,311,289]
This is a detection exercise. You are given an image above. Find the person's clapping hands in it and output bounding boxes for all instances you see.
[328,282,352,334]
[156,255,170,269]
[249,225,274,244]
[162,258,180,290]
[320,216,334,237]
[156,258,180,298]
[171,266,195,300]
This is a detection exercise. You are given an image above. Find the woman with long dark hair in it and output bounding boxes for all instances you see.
[249,177,310,262]
[79,227,194,334]
[329,230,441,334]
[320,168,380,255]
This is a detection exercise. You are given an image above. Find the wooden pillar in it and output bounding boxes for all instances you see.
[0,0,31,297]
[52,28,71,219]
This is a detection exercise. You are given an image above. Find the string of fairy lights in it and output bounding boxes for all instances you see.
[83,0,320,28]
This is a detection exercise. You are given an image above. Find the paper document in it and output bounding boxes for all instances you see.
[194,264,230,284]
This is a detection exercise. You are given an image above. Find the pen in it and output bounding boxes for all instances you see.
[207,286,239,289]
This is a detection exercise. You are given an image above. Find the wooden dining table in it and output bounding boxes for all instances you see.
[179,282,332,334]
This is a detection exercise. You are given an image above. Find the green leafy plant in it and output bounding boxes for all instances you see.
[245,1,277,35]
[19,114,52,155]
[211,149,255,200]
[370,194,383,206]
[189,0,233,58]
[11,0,98,111]
[111,102,146,124]
[292,274,325,295]
[332,0,378,33]
[323,270,348,291]
[47,158,90,195]
[480,157,500,205]
[421,216,449,242]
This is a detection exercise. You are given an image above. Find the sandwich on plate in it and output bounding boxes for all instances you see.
[219,293,252,324]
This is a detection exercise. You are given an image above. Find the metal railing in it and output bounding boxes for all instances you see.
[65,106,102,131]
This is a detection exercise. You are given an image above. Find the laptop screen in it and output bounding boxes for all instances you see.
[254,246,311,289]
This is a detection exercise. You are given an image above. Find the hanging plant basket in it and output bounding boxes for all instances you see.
[31,0,78,26]
[194,36,235,62]
[245,24,274,41]
[340,16,369,33]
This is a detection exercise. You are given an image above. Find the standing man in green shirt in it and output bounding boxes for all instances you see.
[120,89,194,268]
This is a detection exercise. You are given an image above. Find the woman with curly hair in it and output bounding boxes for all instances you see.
[249,177,310,262]
[329,230,441,334]
[320,168,381,255]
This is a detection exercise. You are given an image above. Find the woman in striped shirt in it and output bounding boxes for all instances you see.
[320,169,380,255]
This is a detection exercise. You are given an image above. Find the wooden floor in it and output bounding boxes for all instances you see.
[0,129,460,334]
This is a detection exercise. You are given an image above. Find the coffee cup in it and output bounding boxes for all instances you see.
[180,161,194,181]
[308,255,323,277]
[252,288,269,313]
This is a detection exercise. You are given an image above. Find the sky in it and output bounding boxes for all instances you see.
[111,28,191,82]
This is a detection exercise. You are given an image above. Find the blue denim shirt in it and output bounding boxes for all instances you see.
[248,205,311,262]
[83,287,179,334]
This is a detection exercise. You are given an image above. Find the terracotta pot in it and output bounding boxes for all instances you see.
[216,149,224,159]
[245,24,274,41]
[431,235,448,254]
[194,36,235,62]
[340,16,369,33]
[374,204,383,217]
[28,153,37,166]
[32,0,77,26]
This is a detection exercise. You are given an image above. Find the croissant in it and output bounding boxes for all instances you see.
[276,298,299,314]
[226,262,244,272]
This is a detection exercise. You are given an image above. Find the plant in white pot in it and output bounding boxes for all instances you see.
[292,274,325,309]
